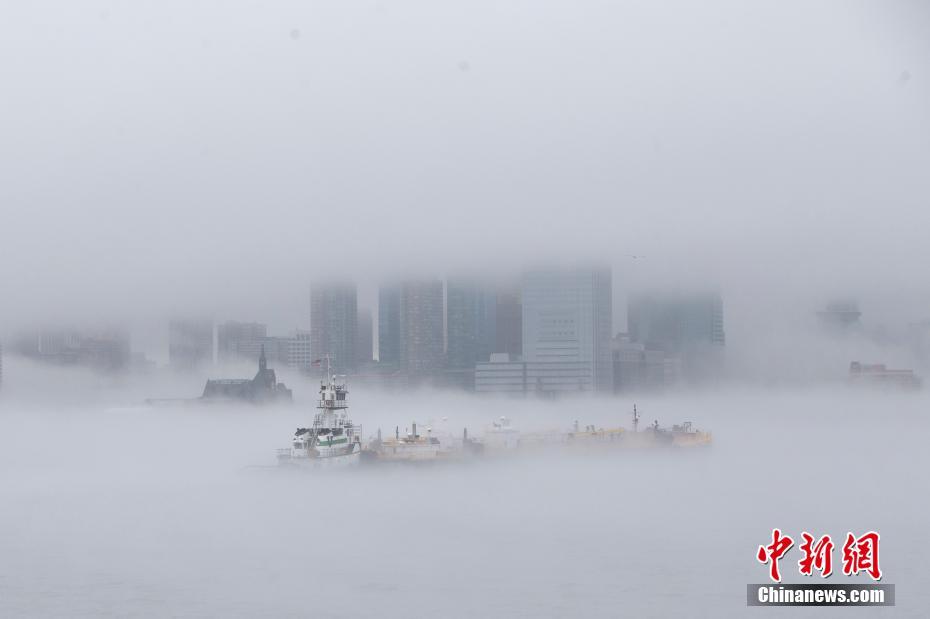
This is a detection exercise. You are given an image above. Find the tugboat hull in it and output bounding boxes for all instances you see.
[278,449,361,469]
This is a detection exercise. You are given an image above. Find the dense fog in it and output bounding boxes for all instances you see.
[1,1,929,332]
[2,378,928,617]
[2,0,929,616]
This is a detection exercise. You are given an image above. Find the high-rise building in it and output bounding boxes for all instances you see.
[357,308,373,365]
[378,285,401,365]
[169,319,213,369]
[521,266,613,393]
[446,279,496,370]
[627,293,725,351]
[494,284,522,359]
[310,282,358,374]
[399,279,445,380]
[284,330,313,371]
[627,292,725,381]
[217,322,268,364]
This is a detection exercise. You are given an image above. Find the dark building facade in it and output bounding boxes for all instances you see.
[357,307,373,365]
[378,285,401,365]
[628,292,725,351]
[201,347,292,403]
[310,282,358,374]
[627,292,725,382]
[494,285,523,359]
[446,279,497,369]
[399,279,445,381]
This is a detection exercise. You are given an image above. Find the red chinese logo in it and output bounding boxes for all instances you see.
[842,531,882,581]
[798,532,833,578]
[757,529,882,581]
[757,528,794,583]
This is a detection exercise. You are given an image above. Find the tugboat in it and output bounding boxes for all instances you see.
[277,361,362,469]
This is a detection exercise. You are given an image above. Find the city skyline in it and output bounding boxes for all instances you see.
[6,268,929,390]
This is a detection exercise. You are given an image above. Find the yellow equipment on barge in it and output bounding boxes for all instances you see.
[623,404,713,448]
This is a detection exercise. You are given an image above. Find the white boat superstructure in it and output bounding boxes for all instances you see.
[277,363,362,469]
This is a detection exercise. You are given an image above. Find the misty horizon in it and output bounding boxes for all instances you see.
[1,2,928,331]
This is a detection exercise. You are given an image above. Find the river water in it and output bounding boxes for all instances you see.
[1,388,926,617]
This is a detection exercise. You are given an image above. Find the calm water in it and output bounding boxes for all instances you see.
[1,389,927,617]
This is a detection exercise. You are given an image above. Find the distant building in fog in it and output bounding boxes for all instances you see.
[236,337,287,366]
[357,308,373,365]
[611,333,681,392]
[628,293,725,350]
[446,279,497,389]
[310,282,358,374]
[217,321,268,364]
[521,266,613,393]
[169,319,213,369]
[284,330,313,371]
[627,292,724,382]
[447,279,496,369]
[378,285,401,365]
[495,284,522,359]
[15,328,131,371]
[0,343,3,389]
[399,279,445,381]
[218,322,311,371]
[475,353,594,395]
[818,300,861,329]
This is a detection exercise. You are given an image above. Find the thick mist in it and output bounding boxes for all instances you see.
[1,0,928,332]
[2,1,929,616]
[2,385,928,617]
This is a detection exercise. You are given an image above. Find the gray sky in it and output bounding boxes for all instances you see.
[1,0,928,342]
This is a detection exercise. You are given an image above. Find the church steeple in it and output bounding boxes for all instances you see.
[259,344,267,372]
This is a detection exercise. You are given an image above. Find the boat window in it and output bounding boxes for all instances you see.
[317,429,330,436]
[331,428,343,436]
